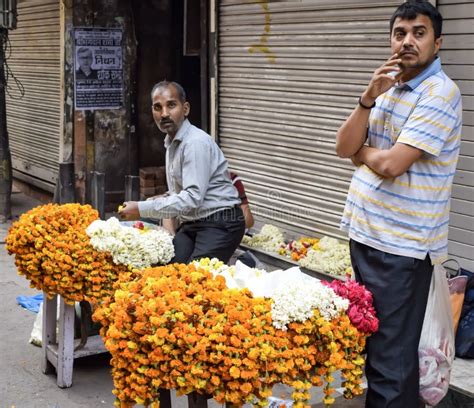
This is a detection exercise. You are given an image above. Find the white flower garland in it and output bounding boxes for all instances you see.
[271,279,349,330]
[86,217,174,269]
[193,258,348,331]
[242,224,286,252]
[299,237,351,276]
[192,257,234,276]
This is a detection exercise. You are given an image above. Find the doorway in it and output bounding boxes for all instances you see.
[132,0,207,170]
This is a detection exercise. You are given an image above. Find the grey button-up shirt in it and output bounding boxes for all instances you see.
[138,119,240,222]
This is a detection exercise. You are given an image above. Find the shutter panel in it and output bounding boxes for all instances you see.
[439,0,474,271]
[218,0,403,240]
[6,0,60,192]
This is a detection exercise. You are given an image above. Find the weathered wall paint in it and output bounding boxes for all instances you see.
[248,0,275,64]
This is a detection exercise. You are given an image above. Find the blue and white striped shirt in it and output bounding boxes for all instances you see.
[341,58,462,264]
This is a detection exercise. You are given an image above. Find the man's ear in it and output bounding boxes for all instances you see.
[434,36,443,55]
[183,101,190,117]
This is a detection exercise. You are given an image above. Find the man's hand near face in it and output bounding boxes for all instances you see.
[119,202,140,221]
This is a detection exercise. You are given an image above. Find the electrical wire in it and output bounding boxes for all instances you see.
[1,30,25,99]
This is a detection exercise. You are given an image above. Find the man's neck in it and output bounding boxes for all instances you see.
[400,57,436,83]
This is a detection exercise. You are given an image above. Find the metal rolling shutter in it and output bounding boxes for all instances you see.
[438,0,474,270]
[218,0,403,240]
[6,0,60,192]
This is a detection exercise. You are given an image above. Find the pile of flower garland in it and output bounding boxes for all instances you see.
[193,258,350,330]
[323,279,379,336]
[270,279,349,331]
[5,203,130,304]
[93,262,378,407]
[246,225,352,277]
[299,237,352,277]
[242,224,286,252]
[279,237,320,261]
[86,217,174,269]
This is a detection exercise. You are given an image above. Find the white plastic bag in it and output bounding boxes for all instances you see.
[29,302,43,347]
[29,298,62,347]
[418,265,455,406]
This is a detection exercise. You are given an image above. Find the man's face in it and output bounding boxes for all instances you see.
[78,51,93,71]
[391,15,441,78]
[151,85,190,138]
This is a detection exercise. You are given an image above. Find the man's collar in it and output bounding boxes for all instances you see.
[164,119,191,148]
[398,57,442,91]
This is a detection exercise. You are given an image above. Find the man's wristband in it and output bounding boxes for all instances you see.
[358,96,376,110]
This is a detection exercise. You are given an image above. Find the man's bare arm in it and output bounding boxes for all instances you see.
[336,54,402,158]
[354,143,423,178]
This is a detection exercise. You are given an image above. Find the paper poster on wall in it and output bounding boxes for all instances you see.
[74,27,123,110]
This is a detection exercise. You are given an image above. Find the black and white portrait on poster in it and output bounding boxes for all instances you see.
[74,27,123,110]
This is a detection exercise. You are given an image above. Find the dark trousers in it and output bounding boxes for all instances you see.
[349,240,433,408]
[171,207,245,264]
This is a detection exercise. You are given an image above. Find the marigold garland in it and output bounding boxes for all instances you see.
[93,263,371,408]
[5,203,129,304]
[6,206,377,407]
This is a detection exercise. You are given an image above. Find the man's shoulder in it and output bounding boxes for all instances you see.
[184,124,214,145]
[420,70,461,102]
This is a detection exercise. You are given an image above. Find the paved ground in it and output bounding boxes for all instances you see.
[1,189,470,408]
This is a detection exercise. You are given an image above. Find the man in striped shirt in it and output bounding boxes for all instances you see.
[336,1,462,407]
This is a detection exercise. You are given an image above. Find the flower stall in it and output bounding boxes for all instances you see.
[6,204,379,407]
[5,204,175,387]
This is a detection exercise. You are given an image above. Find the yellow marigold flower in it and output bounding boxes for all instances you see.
[229,366,241,379]
[6,203,129,305]
[240,382,252,394]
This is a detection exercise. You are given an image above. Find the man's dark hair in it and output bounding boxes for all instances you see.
[390,0,443,39]
[150,81,187,103]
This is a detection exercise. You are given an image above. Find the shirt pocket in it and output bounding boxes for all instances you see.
[388,115,406,144]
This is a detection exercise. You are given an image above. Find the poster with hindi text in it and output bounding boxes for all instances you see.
[74,27,123,110]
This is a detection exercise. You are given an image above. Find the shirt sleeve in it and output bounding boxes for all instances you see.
[396,94,460,157]
[137,140,213,219]
[232,176,248,205]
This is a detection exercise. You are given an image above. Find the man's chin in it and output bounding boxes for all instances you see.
[159,124,176,134]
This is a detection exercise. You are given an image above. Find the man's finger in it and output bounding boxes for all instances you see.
[385,58,402,66]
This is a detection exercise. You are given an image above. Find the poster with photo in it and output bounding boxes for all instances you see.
[74,27,123,110]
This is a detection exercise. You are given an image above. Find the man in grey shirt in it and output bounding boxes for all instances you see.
[120,81,245,263]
